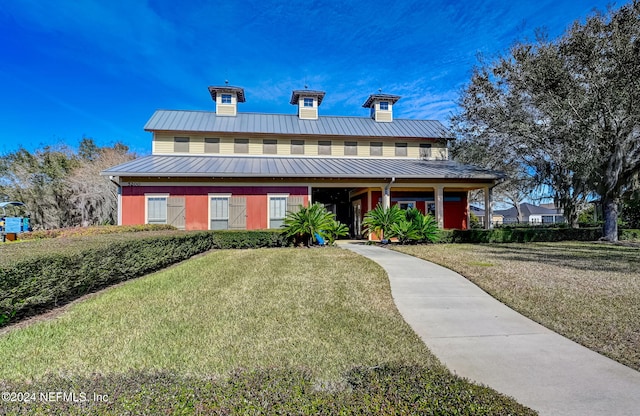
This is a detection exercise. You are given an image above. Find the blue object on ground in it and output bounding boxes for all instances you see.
[314,233,326,245]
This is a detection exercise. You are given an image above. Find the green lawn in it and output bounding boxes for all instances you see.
[393,242,640,371]
[1,248,439,381]
[0,247,537,415]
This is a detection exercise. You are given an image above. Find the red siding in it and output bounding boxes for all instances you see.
[122,195,145,225]
[121,185,308,230]
[185,195,208,230]
[444,194,469,230]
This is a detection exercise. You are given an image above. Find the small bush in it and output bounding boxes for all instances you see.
[621,229,640,241]
[0,230,287,327]
[0,365,536,415]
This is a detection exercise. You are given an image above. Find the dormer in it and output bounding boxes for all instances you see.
[362,93,401,122]
[208,85,246,116]
[290,89,325,120]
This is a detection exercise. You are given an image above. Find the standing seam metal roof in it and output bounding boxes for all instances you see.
[101,155,503,180]
[144,110,453,139]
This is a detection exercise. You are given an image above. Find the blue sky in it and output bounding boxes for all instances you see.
[1,0,617,155]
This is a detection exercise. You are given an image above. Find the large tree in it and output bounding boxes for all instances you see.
[0,138,134,229]
[451,1,640,240]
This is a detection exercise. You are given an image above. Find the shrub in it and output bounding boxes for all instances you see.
[362,204,405,241]
[19,224,177,240]
[0,230,287,327]
[621,229,640,241]
[438,227,603,244]
[282,203,348,246]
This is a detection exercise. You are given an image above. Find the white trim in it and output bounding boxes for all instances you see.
[117,187,122,226]
[207,193,232,230]
[307,186,312,206]
[144,193,169,224]
[397,200,417,210]
[267,193,289,229]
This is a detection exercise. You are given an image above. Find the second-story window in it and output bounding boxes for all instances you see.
[174,137,189,153]
[370,142,383,156]
[234,138,249,154]
[263,139,277,154]
[221,94,232,104]
[379,101,389,110]
[205,138,220,154]
[419,143,432,158]
[344,141,358,156]
[318,140,331,155]
[291,139,305,155]
[303,97,313,107]
[395,142,407,157]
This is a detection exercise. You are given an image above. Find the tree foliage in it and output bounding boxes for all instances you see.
[0,138,135,229]
[451,2,640,241]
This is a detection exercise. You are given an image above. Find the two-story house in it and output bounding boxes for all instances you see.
[102,85,502,237]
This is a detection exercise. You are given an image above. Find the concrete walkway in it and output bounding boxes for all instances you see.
[342,243,640,416]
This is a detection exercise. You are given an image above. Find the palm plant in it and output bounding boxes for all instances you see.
[415,212,440,243]
[325,220,349,245]
[283,203,347,246]
[389,217,421,244]
[362,203,404,241]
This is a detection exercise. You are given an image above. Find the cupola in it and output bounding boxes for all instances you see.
[362,93,401,122]
[290,88,325,120]
[208,83,246,116]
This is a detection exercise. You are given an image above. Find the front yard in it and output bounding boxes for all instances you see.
[0,247,534,414]
[393,242,640,371]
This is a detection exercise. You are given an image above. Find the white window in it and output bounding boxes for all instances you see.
[398,201,416,210]
[379,101,389,110]
[269,195,288,229]
[209,196,230,230]
[146,196,168,224]
[303,97,313,107]
[221,94,232,104]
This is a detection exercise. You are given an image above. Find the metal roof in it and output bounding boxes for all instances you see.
[290,90,326,105]
[207,86,246,102]
[144,110,453,139]
[362,94,401,108]
[102,155,503,180]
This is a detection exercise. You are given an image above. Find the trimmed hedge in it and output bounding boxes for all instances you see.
[0,365,536,415]
[439,227,603,244]
[0,230,287,327]
[19,224,178,240]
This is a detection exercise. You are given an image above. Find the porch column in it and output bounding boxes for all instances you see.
[117,185,122,226]
[435,185,444,228]
[382,186,391,209]
[484,186,493,229]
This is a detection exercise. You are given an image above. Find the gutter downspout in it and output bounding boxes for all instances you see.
[383,177,395,210]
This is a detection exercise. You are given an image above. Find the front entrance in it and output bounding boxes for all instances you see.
[311,187,353,236]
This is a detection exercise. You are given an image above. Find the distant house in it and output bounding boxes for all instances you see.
[494,203,565,225]
[469,205,503,226]
[102,85,504,236]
